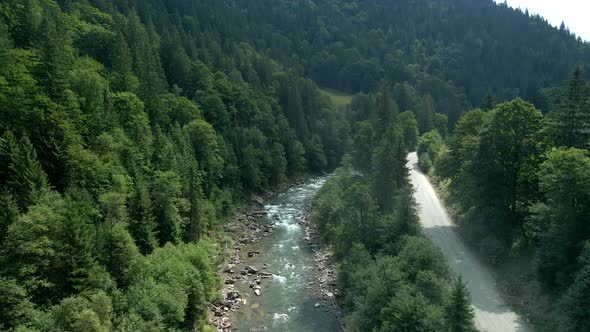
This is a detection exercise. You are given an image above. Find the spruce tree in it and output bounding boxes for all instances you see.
[416,94,436,134]
[374,85,399,139]
[446,277,477,332]
[36,8,73,103]
[0,191,19,246]
[482,90,496,111]
[371,124,406,213]
[128,174,158,255]
[559,66,588,148]
[8,135,49,209]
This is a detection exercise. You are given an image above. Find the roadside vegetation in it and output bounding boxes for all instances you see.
[422,67,590,331]
[311,89,476,331]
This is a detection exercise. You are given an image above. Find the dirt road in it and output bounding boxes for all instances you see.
[407,152,532,332]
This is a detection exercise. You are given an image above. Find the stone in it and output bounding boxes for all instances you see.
[245,266,258,274]
[252,195,264,206]
[247,250,260,257]
[250,303,260,310]
[226,291,241,300]
[254,289,261,296]
[314,303,320,308]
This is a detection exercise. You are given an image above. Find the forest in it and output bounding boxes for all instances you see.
[423,67,590,331]
[311,88,476,331]
[0,0,588,331]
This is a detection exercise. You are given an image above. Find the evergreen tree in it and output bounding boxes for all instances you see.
[558,66,588,148]
[53,192,105,296]
[36,6,73,103]
[445,277,477,332]
[151,171,185,245]
[8,134,50,209]
[374,86,398,139]
[416,95,436,134]
[482,90,496,111]
[128,174,158,255]
[371,124,406,213]
[0,191,19,246]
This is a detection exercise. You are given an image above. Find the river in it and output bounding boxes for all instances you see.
[230,177,342,332]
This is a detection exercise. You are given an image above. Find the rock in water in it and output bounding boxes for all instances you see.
[314,303,320,308]
[254,289,261,296]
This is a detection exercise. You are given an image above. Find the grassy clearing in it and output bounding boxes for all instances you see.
[320,88,353,108]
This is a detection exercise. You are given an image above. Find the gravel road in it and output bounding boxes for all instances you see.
[407,152,532,332]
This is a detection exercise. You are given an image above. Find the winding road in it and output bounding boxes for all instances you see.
[407,152,532,332]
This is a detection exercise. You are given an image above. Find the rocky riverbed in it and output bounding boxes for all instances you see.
[209,177,341,332]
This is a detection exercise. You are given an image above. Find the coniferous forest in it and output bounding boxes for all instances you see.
[0,0,589,331]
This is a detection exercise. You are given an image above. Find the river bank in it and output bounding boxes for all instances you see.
[209,177,341,332]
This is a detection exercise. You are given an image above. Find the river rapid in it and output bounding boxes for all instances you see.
[229,177,341,332]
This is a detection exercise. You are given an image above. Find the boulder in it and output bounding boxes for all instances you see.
[247,251,260,257]
[252,195,264,206]
[245,266,258,274]
[226,291,241,300]
[254,289,261,296]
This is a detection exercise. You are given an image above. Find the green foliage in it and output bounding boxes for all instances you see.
[2,133,50,209]
[437,74,589,327]
[0,191,19,245]
[558,246,590,331]
[445,277,477,332]
[417,131,443,173]
[1,0,589,329]
[51,293,112,332]
[535,148,590,288]
[371,124,407,213]
[399,111,419,151]
[555,66,590,148]
[312,99,461,330]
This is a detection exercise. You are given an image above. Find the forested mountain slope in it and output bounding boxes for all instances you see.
[0,0,588,331]
[0,0,349,330]
[148,0,590,122]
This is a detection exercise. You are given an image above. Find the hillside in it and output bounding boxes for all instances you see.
[0,0,588,331]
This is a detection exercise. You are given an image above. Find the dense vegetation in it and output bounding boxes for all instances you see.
[1,0,589,330]
[311,89,476,331]
[425,67,590,331]
[0,0,349,330]
[161,0,590,125]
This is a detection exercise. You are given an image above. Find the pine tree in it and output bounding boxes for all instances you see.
[482,90,496,111]
[559,66,588,148]
[36,7,73,103]
[374,85,399,139]
[0,191,19,246]
[128,174,158,255]
[371,124,406,213]
[183,160,208,242]
[416,94,435,134]
[151,170,185,245]
[54,192,104,296]
[559,262,590,331]
[446,277,477,332]
[8,135,50,209]
[0,22,12,71]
